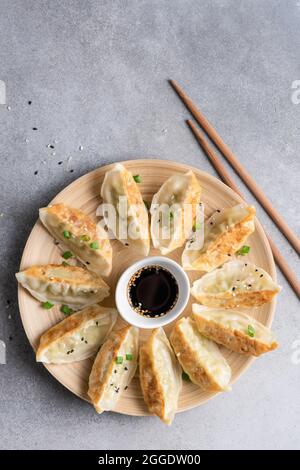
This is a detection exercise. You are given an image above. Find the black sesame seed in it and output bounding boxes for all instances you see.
[54,241,59,245]
[34,170,38,175]
[81,337,84,341]
[232,287,236,291]
[260,274,264,278]
[110,383,114,386]
[227,254,231,256]
[70,349,74,353]
[86,261,90,265]
[32,127,38,131]
[217,209,221,213]
[70,169,74,173]
[49,145,55,149]
[114,370,117,374]
[28,101,32,105]
[96,321,99,326]
[58,161,63,165]
[125,243,129,246]
[7,300,11,305]
[248,284,252,287]
[210,222,213,225]
[124,366,128,371]
[9,336,13,341]
[245,263,248,266]
[255,269,258,272]
[85,340,88,344]
[124,386,128,390]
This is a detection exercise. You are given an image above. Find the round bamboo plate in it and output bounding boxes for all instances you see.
[18,159,277,416]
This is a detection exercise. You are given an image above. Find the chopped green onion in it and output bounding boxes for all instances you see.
[236,245,250,256]
[60,305,73,316]
[143,200,150,210]
[62,261,70,266]
[41,301,54,309]
[89,241,99,250]
[193,222,201,231]
[80,234,90,242]
[133,174,141,183]
[169,211,174,220]
[182,372,190,381]
[116,356,123,364]
[63,230,71,239]
[247,324,255,337]
[126,353,133,361]
[62,250,73,259]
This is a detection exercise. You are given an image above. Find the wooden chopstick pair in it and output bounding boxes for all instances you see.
[170,79,300,298]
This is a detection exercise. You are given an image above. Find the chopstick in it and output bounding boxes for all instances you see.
[187,118,300,299]
[170,79,300,255]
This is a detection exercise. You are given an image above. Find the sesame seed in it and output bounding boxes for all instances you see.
[79,145,83,151]
[34,170,38,175]
[28,101,32,105]
[32,127,38,131]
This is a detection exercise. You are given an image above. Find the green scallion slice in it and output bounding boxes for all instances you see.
[80,234,90,242]
[247,324,255,337]
[89,241,99,250]
[62,251,73,260]
[133,174,141,183]
[41,301,54,309]
[63,230,71,239]
[236,245,250,256]
[60,305,73,316]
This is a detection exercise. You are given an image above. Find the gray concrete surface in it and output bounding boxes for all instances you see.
[0,0,299,450]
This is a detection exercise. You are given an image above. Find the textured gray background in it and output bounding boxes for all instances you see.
[0,0,299,450]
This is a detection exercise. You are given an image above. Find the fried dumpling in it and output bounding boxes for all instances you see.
[170,317,231,392]
[192,304,278,356]
[191,261,280,308]
[39,203,112,277]
[139,328,182,425]
[88,326,139,413]
[36,305,118,364]
[100,163,150,256]
[182,205,255,271]
[150,171,202,254]
[16,264,110,308]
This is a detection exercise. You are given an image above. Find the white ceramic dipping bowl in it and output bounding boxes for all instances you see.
[115,256,190,329]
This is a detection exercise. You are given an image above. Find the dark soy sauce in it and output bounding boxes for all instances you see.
[127,265,179,318]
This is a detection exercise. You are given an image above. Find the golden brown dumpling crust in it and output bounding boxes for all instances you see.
[193,206,255,271]
[19,264,106,287]
[139,334,166,421]
[194,290,278,308]
[38,305,105,352]
[193,314,278,356]
[169,320,225,392]
[88,326,131,412]
[44,203,98,238]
